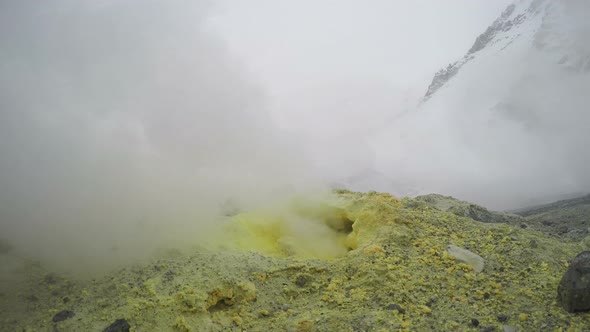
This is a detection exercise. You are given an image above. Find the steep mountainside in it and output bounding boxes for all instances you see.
[424,0,590,101]
[375,0,590,208]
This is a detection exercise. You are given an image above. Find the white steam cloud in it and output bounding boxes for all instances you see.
[1,0,589,273]
[0,0,319,272]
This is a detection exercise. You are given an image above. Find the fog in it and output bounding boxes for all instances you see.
[211,0,590,210]
[370,0,590,210]
[1,0,589,274]
[0,0,321,273]
[210,0,512,183]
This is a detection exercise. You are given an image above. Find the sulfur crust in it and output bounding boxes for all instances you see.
[2,190,590,331]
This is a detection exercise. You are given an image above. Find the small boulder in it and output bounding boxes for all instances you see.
[386,303,405,314]
[103,319,131,332]
[557,251,590,312]
[497,314,509,322]
[52,310,75,322]
[447,244,485,273]
[558,225,569,234]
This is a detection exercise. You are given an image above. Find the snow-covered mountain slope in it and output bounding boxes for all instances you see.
[371,0,590,210]
[424,0,590,101]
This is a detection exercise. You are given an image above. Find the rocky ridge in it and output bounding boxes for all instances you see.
[423,0,590,101]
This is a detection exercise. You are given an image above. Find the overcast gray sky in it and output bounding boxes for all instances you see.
[208,0,512,134]
[205,0,512,182]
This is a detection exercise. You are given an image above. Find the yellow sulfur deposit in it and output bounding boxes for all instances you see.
[1,190,589,331]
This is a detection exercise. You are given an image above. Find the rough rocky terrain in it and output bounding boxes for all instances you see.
[513,194,590,241]
[1,190,589,331]
[415,194,590,243]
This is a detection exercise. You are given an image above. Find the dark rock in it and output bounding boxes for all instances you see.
[62,297,70,304]
[569,228,586,236]
[424,62,460,99]
[497,314,509,322]
[26,295,39,302]
[386,303,405,314]
[513,194,590,241]
[163,270,175,282]
[103,319,131,332]
[44,274,57,284]
[528,239,538,248]
[294,274,311,288]
[470,318,480,327]
[426,296,438,307]
[557,251,590,312]
[276,304,291,311]
[52,310,75,322]
[413,194,524,224]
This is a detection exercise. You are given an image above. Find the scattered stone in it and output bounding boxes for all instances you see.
[528,239,538,248]
[497,314,509,322]
[52,310,75,323]
[470,318,480,327]
[557,251,590,312]
[62,297,70,304]
[503,325,518,332]
[520,223,528,229]
[558,225,569,234]
[414,194,523,224]
[480,326,497,332]
[569,228,585,236]
[425,296,438,307]
[26,294,39,302]
[276,303,291,312]
[163,270,175,282]
[103,319,131,332]
[44,273,57,284]
[447,244,485,273]
[295,274,311,288]
[386,304,405,314]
